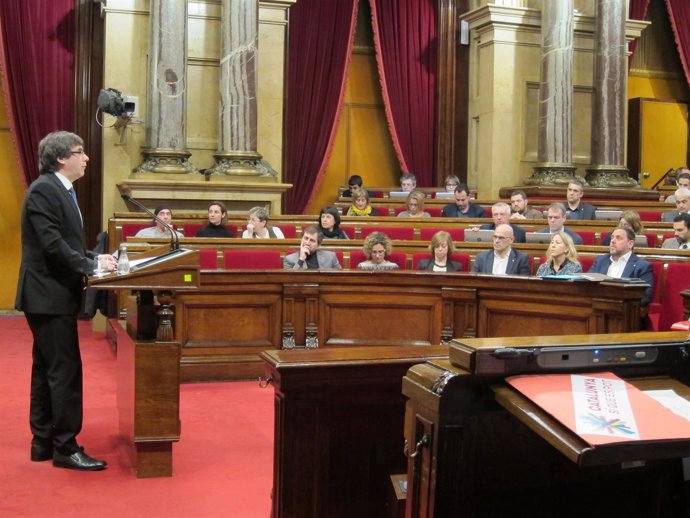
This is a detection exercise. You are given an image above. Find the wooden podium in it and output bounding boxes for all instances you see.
[89,246,199,477]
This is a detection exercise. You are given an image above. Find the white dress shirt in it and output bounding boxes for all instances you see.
[606,251,631,278]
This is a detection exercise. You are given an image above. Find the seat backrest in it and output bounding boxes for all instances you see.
[645,232,658,248]
[349,250,366,269]
[649,260,665,304]
[360,226,415,241]
[577,231,595,246]
[419,227,465,242]
[658,262,690,331]
[426,207,443,217]
[223,249,282,270]
[274,224,296,238]
[121,223,150,242]
[184,223,204,237]
[199,249,219,269]
[579,256,595,272]
[638,210,662,222]
[340,226,356,239]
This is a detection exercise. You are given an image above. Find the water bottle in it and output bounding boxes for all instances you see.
[117,245,130,274]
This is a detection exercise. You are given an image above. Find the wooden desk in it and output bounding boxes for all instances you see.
[402,332,690,518]
[261,345,448,518]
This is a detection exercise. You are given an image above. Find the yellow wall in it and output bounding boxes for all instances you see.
[305,50,399,214]
[0,79,25,310]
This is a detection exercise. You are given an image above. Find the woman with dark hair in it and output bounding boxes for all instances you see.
[318,206,350,240]
[196,201,234,237]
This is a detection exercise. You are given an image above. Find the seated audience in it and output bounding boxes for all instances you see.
[398,190,430,218]
[242,206,285,238]
[347,188,378,216]
[471,224,530,276]
[662,188,690,222]
[661,213,690,249]
[665,169,690,202]
[135,205,184,239]
[318,205,350,240]
[442,183,487,218]
[537,203,583,245]
[601,210,645,246]
[509,190,543,219]
[400,173,417,192]
[340,174,374,198]
[562,178,596,220]
[417,231,462,272]
[195,201,234,237]
[443,175,460,193]
[478,202,526,243]
[283,226,341,269]
[357,232,399,271]
[536,232,582,277]
[588,227,653,306]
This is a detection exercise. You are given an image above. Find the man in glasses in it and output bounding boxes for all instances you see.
[16,131,116,471]
[471,224,530,275]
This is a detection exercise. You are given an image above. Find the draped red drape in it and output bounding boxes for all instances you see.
[369,0,437,187]
[284,0,358,214]
[0,0,75,186]
[628,0,651,63]
[666,0,690,89]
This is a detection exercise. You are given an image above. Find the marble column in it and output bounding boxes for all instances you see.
[586,0,638,188]
[208,0,274,177]
[526,0,577,186]
[135,0,198,175]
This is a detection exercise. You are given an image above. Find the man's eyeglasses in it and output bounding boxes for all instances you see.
[70,150,86,157]
[493,235,510,241]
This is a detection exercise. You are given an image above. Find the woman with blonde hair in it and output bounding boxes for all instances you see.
[357,232,399,270]
[346,188,378,216]
[417,231,462,272]
[536,231,582,277]
[397,190,430,218]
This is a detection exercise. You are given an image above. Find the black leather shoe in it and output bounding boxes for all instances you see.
[30,440,53,462]
[53,450,107,471]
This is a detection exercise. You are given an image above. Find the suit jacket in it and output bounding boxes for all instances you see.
[480,222,526,243]
[661,237,689,250]
[15,173,97,315]
[536,227,583,246]
[441,202,487,218]
[417,258,462,272]
[588,253,654,305]
[283,249,341,269]
[471,249,530,276]
[562,201,596,220]
[662,211,690,223]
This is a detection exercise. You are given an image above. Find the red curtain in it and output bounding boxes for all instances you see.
[284,0,358,214]
[0,0,76,186]
[628,0,651,64]
[666,0,690,89]
[369,0,437,187]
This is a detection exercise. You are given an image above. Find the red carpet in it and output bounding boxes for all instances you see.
[0,316,274,517]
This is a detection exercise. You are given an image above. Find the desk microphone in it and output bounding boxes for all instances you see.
[121,193,179,251]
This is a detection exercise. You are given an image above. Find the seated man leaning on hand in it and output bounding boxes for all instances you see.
[283,226,342,270]
[471,224,530,276]
[588,227,654,306]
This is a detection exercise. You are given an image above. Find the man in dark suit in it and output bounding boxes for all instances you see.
[588,227,654,306]
[562,179,596,220]
[15,131,116,471]
[441,183,487,218]
[471,224,530,275]
[536,203,583,245]
[478,202,526,243]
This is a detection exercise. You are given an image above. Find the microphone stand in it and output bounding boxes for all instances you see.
[121,194,180,251]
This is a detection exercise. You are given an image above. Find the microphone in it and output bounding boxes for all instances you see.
[121,194,179,251]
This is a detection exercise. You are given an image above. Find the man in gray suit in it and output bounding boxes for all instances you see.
[471,224,530,276]
[661,213,690,249]
[662,188,690,222]
[284,226,341,269]
[16,132,116,471]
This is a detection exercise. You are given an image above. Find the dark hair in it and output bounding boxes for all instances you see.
[454,183,470,195]
[154,206,173,217]
[208,201,227,224]
[319,205,341,228]
[347,175,363,187]
[615,226,636,241]
[303,225,324,245]
[510,190,527,199]
[673,212,690,229]
[38,131,84,174]
[678,172,690,182]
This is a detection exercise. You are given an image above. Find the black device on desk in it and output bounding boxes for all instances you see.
[450,331,690,377]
